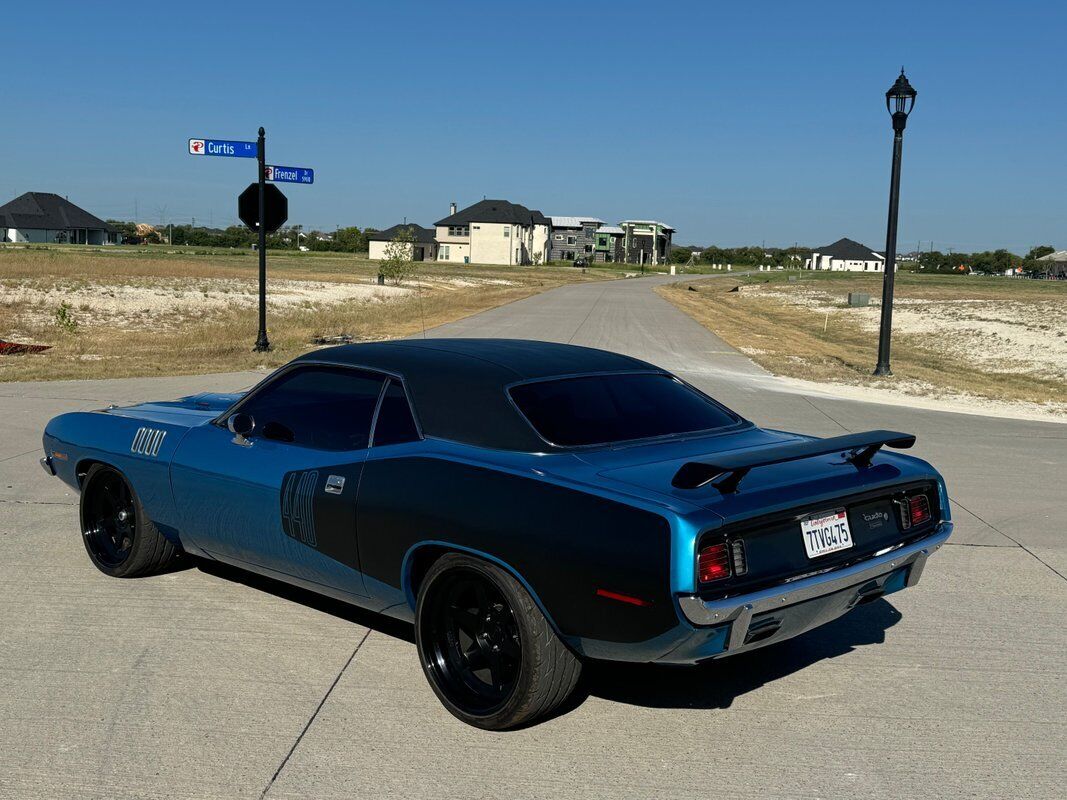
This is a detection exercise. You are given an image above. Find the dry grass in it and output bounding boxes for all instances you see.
[658,271,1067,411]
[0,245,614,382]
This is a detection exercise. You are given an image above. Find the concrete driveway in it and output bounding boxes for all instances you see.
[1,275,1063,799]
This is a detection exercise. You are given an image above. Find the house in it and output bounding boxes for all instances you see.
[548,216,604,262]
[1035,250,1067,279]
[593,225,625,263]
[0,192,117,245]
[620,220,674,265]
[367,223,438,262]
[806,238,888,272]
[434,200,550,266]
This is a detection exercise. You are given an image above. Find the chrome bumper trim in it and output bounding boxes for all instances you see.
[39,456,55,476]
[677,522,953,639]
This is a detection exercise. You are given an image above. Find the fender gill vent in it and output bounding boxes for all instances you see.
[131,427,167,457]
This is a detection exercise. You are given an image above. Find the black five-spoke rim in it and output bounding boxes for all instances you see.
[82,470,135,568]
[424,570,522,714]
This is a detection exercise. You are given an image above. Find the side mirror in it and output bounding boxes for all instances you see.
[227,413,255,446]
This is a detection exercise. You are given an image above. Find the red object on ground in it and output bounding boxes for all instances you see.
[0,339,51,355]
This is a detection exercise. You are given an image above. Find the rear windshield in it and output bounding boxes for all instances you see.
[508,372,740,447]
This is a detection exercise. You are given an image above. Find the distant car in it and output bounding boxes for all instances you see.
[41,339,952,729]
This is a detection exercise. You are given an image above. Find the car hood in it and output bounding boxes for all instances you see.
[101,392,244,427]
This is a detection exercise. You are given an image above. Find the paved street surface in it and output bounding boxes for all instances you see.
[1,275,1063,799]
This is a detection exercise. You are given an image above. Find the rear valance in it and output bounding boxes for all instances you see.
[671,430,916,492]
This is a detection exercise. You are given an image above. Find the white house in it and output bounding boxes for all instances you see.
[0,192,117,245]
[434,199,550,266]
[805,238,888,272]
[366,223,438,262]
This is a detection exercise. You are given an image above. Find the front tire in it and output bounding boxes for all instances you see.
[80,464,178,578]
[415,553,582,730]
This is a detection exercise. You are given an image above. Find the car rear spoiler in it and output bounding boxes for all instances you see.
[671,430,917,493]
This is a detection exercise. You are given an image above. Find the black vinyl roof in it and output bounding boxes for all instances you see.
[0,192,113,232]
[294,338,653,451]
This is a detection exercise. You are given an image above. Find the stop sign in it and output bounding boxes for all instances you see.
[238,182,288,233]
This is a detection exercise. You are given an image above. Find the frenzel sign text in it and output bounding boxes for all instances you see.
[266,165,314,184]
[188,138,258,158]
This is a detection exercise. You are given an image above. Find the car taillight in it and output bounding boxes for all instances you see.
[698,542,731,583]
[897,492,933,529]
[909,493,931,526]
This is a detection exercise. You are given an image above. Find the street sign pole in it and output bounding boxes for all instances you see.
[254,126,270,352]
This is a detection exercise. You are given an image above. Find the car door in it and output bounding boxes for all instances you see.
[170,364,388,597]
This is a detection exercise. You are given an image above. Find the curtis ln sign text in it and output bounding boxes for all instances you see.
[188,138,258,158]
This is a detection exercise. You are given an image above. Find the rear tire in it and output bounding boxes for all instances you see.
[80,464,179,578]
[415,553,582,730]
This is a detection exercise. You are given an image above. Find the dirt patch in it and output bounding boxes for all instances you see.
[658,273,1067,416]
[0,246,616,381]
[2,277,408,331]
[754,286,1067,381]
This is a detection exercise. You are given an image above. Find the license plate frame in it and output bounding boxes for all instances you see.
[800,509,854,559]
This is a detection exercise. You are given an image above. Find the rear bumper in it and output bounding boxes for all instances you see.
[673,522,952,655]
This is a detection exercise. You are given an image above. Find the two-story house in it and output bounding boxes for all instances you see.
[620,220,675,266]
[435,200,550,266]
[548,216,604,262]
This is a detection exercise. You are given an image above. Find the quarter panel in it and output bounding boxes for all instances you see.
[356,455,677,643]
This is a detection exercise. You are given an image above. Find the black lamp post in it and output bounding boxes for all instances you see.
[873,69,917,376]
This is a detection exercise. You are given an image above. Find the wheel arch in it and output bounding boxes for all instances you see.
[76,457,114,488]
[401,541,566,640]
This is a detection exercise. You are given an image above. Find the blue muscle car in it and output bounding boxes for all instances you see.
[41,339,952,729]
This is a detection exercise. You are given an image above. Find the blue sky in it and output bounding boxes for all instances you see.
[3,0,1064,251]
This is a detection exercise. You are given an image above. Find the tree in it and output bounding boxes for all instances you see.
[331,226,368,253]
[1023,245,1055,275]
[670,246,693,264]
[379,226,416,286]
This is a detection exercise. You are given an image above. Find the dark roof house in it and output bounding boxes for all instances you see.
[808,237,887,272]
[366,223,437,243]
[813,237,884,261]
[0,192,115,245]
[435,199,549,227]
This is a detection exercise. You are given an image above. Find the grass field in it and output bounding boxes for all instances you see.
[0,244,616,382]
[658,270,1067,413]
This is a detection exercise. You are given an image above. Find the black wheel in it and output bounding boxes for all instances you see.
[80,464,178,578]
[415,553,582,730]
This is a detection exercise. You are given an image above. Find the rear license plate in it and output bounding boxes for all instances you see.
[801,510,853,559]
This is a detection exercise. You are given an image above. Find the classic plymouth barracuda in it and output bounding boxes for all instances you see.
[41,339,952,729]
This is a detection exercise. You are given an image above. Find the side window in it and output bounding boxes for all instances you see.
[372,379,420,447]
[236,366,385,451]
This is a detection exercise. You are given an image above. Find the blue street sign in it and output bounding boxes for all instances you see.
[188,138,257,158]
[266,165,314,185]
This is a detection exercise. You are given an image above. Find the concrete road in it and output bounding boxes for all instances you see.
[1,275,1063,799]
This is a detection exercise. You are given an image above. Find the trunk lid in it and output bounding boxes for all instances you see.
[580,427,943,595]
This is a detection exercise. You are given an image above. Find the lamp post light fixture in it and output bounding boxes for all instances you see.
[873,69,917,376]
